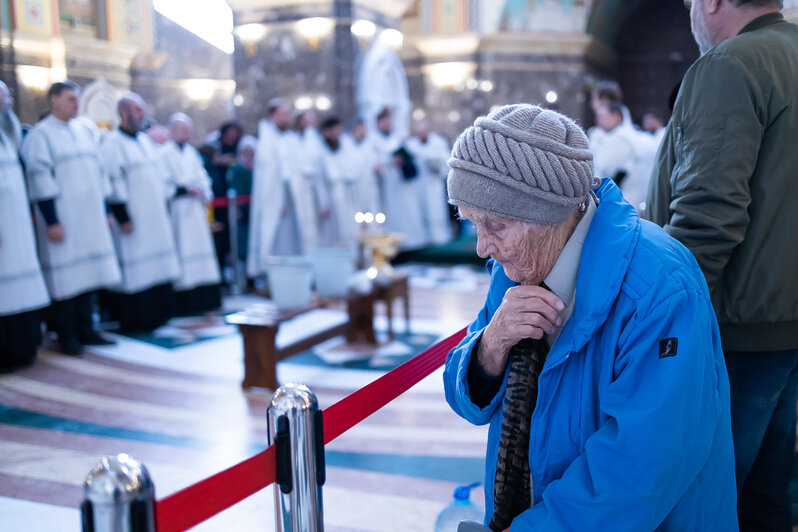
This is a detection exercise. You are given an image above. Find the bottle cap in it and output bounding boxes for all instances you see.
[453,482,481,500]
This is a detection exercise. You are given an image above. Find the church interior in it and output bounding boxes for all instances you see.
[2,0,798,530]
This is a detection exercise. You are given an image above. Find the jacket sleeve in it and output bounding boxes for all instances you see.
[443,260,511,425]
[510,289,725,531]
[646,121,678,226]
[660,53,762,295]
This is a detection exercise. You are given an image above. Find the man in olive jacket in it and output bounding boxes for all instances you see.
[647,1,798,529]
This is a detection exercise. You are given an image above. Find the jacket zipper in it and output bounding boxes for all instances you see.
[529,351,572,506]
[673,124,684,176]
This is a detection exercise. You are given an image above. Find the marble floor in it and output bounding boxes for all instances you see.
[0,265,491,531]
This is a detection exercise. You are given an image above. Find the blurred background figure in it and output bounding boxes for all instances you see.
[204,120,244,276]
[0,80,49,370]
[591,101,635,186]
[642,109,666,143]
[316,116,360,252]
[99,93,180,331]
[346,117,379,215]
[405,120,452,246]
[159,112,221,315]
[369,107,427,251]
[145,123,170,145]
[588,81,660,214]
[248,98,317,279]
[588,80,629,145]
[228,135,257,266]
[295,109,332,248]
[22,81,121,355]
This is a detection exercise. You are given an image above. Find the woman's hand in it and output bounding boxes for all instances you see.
[477,285,564,376]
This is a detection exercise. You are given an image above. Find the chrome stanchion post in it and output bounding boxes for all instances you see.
[81,453,156,532]
[227,188,243,295]
[267,383,326,531]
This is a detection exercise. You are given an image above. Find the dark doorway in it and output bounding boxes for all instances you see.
[614,0,699,123]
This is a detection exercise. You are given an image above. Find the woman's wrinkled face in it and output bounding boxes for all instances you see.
[458,205,568,286]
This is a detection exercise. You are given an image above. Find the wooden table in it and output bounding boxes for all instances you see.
[372,274,410,340]
[226,291,376,391]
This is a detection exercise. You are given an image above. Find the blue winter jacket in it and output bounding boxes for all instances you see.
[444,180,737,530]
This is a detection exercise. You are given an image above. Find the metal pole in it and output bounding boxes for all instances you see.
[267,383,326,531]
[81,453,156,532]
[226,187,242,295]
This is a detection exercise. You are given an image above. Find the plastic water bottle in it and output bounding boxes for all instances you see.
[434,482,484,532]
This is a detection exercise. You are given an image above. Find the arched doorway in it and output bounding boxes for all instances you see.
[588,0,699,123]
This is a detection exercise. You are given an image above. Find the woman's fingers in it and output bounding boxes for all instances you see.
[508,285,565,310]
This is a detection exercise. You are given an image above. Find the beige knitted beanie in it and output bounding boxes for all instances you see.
[447,104,594,224]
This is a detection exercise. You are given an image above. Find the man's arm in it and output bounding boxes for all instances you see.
[663,53,763,294]
[509,289,730,530]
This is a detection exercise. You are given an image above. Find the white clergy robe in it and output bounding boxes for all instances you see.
[405,133,453,246]
[0,122,49,315]
[369,132,428,251]
[158,140,221,291]
[344,134,379,214]
[247,120,318,278]
[620,129,661,213]
[590,125,635,182]
[298,127,333,247]
[99,130,180,294]
[21,115,121,301]
[317,137,363,251]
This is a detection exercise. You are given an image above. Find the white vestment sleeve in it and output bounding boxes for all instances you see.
[99,136,130,204]
[190,147,214,203]
[21,129,60,201]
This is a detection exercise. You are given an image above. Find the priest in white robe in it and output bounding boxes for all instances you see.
[314,117,360,252]
[368,108,428,251]
[21,81,121,354]
[159,113,221,315]
[247,99,318,278]
[405,121,453,246]
[0,81,49,369]
[590,102,636,187]
[295,110,333,247]
[98,93,180,331]
[345,118,379,214]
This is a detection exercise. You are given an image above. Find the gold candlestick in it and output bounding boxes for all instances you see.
[356,212,402,284]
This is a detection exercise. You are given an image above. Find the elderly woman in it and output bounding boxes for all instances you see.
[443,105,736,531]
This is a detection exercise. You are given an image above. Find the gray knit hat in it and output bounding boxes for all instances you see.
[447,104,594,225]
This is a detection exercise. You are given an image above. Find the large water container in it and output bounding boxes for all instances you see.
[311,247,354,297]
[267,256,313,310]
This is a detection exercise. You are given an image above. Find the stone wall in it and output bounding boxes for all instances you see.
[404,34,591,141]
[231,2,372,135]
[131,12,235,143]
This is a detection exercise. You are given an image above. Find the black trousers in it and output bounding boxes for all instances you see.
[47,291,96,343]
[0,308,43,370]
[100,283,175,332]
[174,283,222,317]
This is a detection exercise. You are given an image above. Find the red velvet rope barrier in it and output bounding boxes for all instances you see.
[155,327,467,531]
[209,195,251,208]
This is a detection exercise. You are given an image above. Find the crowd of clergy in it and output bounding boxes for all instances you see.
[0,77,657,373]
[0,81,454,371]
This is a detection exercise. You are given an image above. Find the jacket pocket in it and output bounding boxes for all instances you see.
[671,118,727,195]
